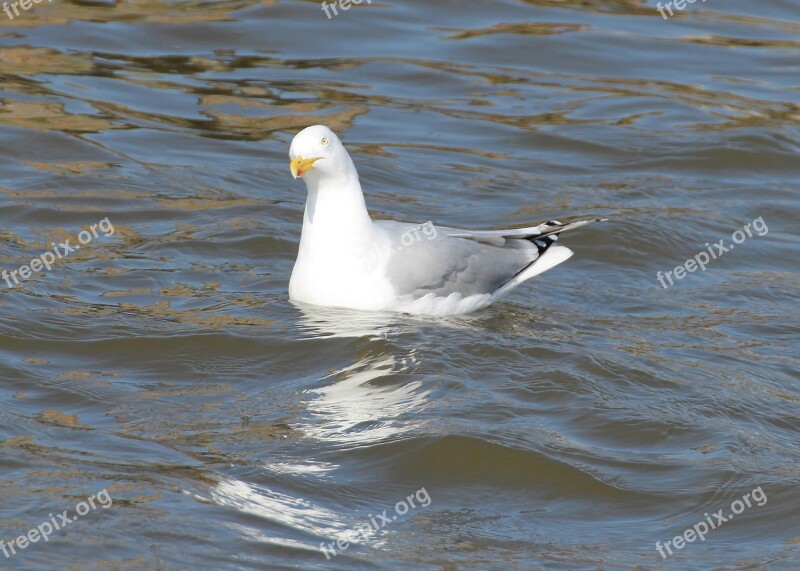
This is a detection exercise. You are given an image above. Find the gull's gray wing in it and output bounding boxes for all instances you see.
[374,218,603,298]
[376,222,529,297]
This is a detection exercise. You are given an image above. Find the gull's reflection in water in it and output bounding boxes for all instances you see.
[302,352,429,446]
[203,476,399,554]
[203,304,432,553]
[292,302,432,447]
[292,301,402,340]
[205,478,351,551]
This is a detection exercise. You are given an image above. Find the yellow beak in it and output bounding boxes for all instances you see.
[290,156,322,179]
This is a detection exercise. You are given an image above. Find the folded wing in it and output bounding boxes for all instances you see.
[376,218,604,299]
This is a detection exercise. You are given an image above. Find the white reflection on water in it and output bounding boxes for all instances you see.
[263,459,339,477]
[206,476,398,552]
[292,299,479,339]
[293,301,400,339]
[301,353,430,446]
[206,478,358,550]
[292,302,432,447]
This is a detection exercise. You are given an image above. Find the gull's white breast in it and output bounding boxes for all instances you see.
[289,225,396,311]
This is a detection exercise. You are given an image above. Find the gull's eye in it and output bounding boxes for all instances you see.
[321,137,329,146]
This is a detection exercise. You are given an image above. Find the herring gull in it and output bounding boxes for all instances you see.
[288,125,604,316]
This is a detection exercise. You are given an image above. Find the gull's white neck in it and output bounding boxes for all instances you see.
[299,163,373,255]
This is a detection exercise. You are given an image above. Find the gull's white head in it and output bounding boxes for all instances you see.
[289,125,356,185]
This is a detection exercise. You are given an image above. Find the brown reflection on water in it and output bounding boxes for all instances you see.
[0,100,116,133]
[441,22,588,40]
[0,0,267,28]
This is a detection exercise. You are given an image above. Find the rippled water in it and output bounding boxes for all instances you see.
[1,0,799,569]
